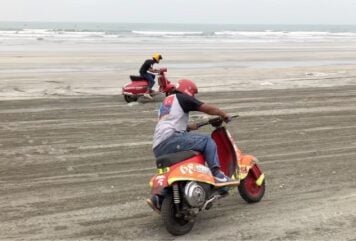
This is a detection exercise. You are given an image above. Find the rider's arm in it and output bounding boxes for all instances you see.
[198,103,229,120]
[148,67,160,73]
[176,93,229,120]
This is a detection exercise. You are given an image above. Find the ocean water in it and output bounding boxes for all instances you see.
[1,21,356,43]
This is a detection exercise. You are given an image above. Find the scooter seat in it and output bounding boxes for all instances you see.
[130,75,145,81]
[156,151,198,168]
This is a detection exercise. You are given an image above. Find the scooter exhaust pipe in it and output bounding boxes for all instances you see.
[202,191,230,211]
[202,195,218,210]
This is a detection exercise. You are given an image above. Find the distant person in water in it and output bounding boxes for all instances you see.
[139,53,162,99]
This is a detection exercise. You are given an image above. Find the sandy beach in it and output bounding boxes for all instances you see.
[1,41,356,99]
[1,39,356,240]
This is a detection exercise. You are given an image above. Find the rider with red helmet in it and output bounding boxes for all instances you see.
[148,79,233,211]
[152,79,232,182]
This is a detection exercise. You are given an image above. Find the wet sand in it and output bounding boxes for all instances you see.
[1,86,356,240]
[1,41,356,99]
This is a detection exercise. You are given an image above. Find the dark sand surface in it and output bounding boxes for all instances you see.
[1,85,355,240]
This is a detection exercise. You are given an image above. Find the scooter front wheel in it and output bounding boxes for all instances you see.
[238,166,265,203]
[123,95,138,103]
[161,192,195,236]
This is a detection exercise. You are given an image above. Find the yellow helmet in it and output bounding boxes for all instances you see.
[152,53,162,62]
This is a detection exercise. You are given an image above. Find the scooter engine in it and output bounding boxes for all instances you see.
[184,181,209,208]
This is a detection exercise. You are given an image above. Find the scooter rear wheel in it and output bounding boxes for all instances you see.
[161,192,195,236]
[238,168,265,203]
[124,95,138,103]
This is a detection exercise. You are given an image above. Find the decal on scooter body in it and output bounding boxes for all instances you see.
[179,163,211,175]
[168,155,215,185]
[150,173,169,195]
[149,154,214,195]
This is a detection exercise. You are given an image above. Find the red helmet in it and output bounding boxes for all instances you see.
[176,79,198,97]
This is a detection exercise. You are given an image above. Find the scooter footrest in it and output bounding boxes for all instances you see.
[214,180,240,187]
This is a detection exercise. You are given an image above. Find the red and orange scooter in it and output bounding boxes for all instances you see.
[148,115,266,235]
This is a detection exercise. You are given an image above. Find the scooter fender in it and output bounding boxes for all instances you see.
[238,154,265,186]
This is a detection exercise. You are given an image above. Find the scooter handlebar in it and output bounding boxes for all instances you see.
[192,114,239,130]
[159,67,167,73]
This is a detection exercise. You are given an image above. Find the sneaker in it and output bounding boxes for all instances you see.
[143,93,153,100]
[213,170,232,183]
[146,195,160,214]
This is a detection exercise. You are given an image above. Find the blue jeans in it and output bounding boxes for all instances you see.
[153,131,220,170]
[142,73,155,90]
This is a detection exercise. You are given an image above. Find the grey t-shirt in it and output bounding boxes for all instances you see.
[152,93,203,149]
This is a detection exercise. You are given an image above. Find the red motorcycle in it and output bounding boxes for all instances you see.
[122,68,175,103]
[148,115,266,235]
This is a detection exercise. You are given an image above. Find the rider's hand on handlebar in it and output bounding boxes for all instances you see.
[223,114,232,123]
[187,123,199,131]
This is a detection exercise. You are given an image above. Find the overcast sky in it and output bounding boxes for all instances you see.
[1,0,356,25]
